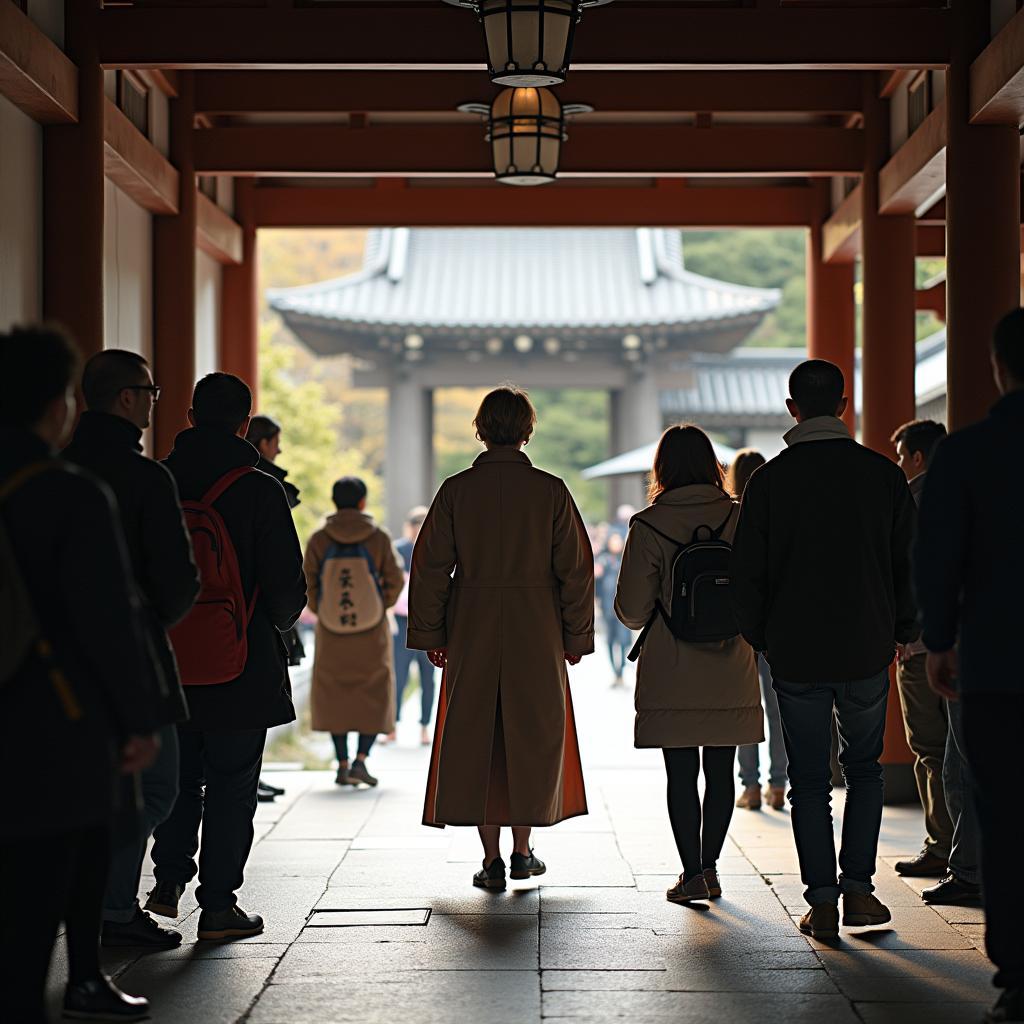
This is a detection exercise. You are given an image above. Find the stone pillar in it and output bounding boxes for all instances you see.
[807,184,856,433]
[43,1,104,360]
[861,77,917,802]
[945,2,1021,429]
[153,74,197,458]
[220,179,260,407]
[609,366,662,514]
[386,374,435,535]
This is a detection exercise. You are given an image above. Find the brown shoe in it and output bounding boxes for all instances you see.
[735,785,762,810]
[702,867,722,898]
[765,785,786,810]
[798,902,839,939]
[842,891,891,927]
[667,874,710,904]
[894,849,947,877]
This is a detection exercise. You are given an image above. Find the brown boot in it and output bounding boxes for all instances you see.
[798,902,839,939]
[765,785,786,810]
[842,892,891,927]
[667,874,710,904]
[702,867,722,898]
[735,785,762,810]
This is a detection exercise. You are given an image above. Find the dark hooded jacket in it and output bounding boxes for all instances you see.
[64,411,199,724]
[257,455,300,510]
[1,428,160,838]
[163,427,307,731]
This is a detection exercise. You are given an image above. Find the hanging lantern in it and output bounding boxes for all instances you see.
[442,0,613,87]
[459,87,592,186]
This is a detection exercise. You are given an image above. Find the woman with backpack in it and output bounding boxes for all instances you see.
[615,425,763,904]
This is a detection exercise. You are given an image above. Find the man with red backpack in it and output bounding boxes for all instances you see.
[146,373,306,941]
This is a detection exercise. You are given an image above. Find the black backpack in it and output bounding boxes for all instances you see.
[627,506,738,661]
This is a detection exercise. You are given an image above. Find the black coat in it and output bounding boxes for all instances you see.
[163,427,307,731]
[257,456,301,509]
[64,411,199,725]
[914,390,1024,696]
[731,426,918,683]
[0,428,161,839]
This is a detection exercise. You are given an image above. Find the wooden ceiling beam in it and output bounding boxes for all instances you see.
[822,184,862,264]
[195,124,863,178]
[196,192,243,264]
[250,181,817,229]
[0,0,77,124]
[98,6,950,71]
[971,6,1024,124]
[194,70,865,115]
[878,102,947,214]
[916,224,945,258]
[103,98,178,215]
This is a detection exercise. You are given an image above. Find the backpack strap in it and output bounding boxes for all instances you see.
[201,466,256,506]
[626,600,672,663]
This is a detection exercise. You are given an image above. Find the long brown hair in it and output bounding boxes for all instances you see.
[647,424,726,504]
[726,448,766,499]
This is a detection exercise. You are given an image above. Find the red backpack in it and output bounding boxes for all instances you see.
[169,467,258,686]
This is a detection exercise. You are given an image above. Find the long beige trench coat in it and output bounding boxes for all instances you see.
[615,485,763,749]
[304,510,404,735]
[408,448,594,828]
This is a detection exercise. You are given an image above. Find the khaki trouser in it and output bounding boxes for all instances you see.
[896,652,954,858]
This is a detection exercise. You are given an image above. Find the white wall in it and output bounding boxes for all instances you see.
[0,96,43,330]
[195,250,222,379]
[27,0,63,48]
[103,179,153,361]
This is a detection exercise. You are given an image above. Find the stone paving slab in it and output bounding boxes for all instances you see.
[855,1002,991,1024]
[542,968,839,994]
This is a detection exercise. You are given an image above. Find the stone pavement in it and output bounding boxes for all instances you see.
[46,650,993,1023]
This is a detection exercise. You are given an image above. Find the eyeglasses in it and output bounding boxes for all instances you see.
[124,385,161,401]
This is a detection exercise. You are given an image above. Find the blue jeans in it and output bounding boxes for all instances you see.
[394,616,436,726]
[737,655,788,789]
[944,694,980,885]
[774,670,889,906]
[104,724,180,922]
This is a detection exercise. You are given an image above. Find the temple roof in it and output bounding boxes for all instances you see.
[269,228,779,351]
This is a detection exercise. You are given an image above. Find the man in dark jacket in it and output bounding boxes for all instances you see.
[64,348,200,948]
[915,309,1024,1024]
[0,326,159,1023]
[146,373,307,941]
[731,359,917,940]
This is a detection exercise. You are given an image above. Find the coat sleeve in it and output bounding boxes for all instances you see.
[891,469,919,645]
[913,438,967,653]
[407,482,456,650]
[730,472,770,652]
[552,483,595,656]
[303,531,324,616]
[63,477,160,736]
[377,531,406,610]
[613,521,662,631]
[254,480,308,632]
[140,464,199,628]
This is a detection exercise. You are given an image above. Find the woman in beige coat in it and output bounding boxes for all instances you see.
[408,387,594,892]
[615,425,763,904]
[304,477,404,788]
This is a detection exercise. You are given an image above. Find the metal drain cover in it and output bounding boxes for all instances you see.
[306,908,431,927]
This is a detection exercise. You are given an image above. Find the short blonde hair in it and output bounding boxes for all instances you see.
[473,386,537,447]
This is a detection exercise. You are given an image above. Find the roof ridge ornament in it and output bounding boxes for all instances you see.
[441,0,613,88]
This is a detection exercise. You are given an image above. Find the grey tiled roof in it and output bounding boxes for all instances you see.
[268,228,780,333]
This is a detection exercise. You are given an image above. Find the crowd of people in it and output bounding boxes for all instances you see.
[0,311,1021,1024]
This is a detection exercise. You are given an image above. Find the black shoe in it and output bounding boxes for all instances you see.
[143,880,184,919]
[985,988,1024,1023]
[894,849,948,877]
[258,778,285,797]
[63,976,149,1021]
[921,873,982,905]
[509,849,547,880]
[102,907,182,948]
[347,759,378,787]
[473,857,507,891]
[197,904,264,941]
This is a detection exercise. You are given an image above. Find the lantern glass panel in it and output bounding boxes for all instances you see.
[481,0,575,87]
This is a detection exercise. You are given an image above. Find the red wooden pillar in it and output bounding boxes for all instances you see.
[43,1,104,360]
[153,74,197,458]
[946,2,1020,429]
[220,178,260,407]
[807,183,856,433]
[861,76,917,801]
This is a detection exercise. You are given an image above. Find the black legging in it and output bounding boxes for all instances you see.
[663,746,737,883]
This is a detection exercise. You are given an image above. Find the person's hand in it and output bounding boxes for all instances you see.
[427,648,448,669]
[121,733,160,774]
[564,652,582,666]
[926,650,959,701]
